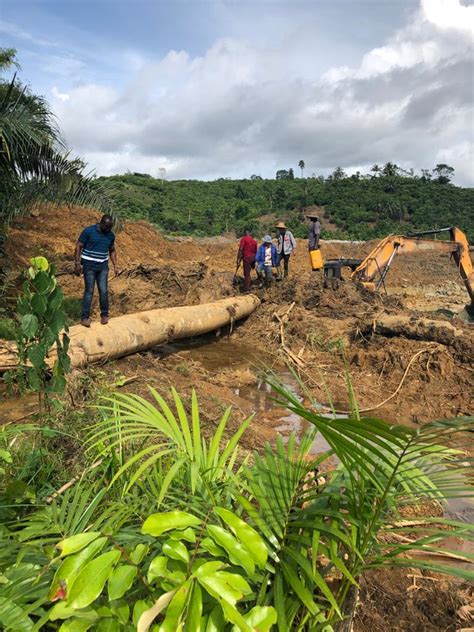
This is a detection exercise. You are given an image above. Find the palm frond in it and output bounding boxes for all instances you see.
[87,388,251,505]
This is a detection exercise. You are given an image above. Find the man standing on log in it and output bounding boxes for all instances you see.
[75,214,118,327]
[237,228,257,293]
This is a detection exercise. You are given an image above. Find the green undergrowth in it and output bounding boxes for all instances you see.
[0,315,16,340]
[0,373,472,631]
[63,296,82,325]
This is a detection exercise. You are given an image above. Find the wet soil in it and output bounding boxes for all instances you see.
[2,205,473,631]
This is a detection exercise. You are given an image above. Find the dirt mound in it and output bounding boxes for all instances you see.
[355,569,472,632]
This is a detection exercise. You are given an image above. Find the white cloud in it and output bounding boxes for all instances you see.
[422,0,474,34]
[51,86,69,102]
[46,0,473,184]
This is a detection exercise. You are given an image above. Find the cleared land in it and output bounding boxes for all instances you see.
[2,206,473,630]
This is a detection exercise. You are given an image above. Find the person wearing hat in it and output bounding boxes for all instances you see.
[256,234,278,285]
[275,221,297,278]
[306,214,321,251]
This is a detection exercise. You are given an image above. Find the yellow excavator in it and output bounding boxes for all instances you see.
[320,227,474,309]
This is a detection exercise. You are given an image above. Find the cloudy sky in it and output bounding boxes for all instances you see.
[1,0,473,184]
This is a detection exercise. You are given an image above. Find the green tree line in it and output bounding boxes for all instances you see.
[98,165,474,241]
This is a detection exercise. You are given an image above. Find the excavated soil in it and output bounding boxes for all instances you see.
[2,205,474,631]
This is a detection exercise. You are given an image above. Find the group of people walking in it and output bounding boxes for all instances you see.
[237,215,321,292]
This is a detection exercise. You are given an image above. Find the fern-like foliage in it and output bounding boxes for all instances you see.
[87,387,252,508]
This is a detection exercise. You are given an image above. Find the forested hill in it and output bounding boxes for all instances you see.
[96,167,474,241]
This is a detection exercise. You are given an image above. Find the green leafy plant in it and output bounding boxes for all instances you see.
[259,379,474,629]
[87,387,252,505]
[0,506,275,631]
[0,384,472,631]
[6,256,70,406]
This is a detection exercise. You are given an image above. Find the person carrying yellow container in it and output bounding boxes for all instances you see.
[306,214,324,270]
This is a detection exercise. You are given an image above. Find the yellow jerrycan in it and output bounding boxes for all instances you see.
[309,249,324,271]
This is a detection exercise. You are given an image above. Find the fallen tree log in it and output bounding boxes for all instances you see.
[356,315,473,362]
[0,295,260,372]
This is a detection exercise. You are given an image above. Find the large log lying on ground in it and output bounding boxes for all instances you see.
[0,295,260,372]
[356,315,473,362]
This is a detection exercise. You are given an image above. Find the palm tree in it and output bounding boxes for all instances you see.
[0,49,111,227]
[370,163,381,178]
[382,162,398,177]
[298,159,305,178]
[331,166,347,181]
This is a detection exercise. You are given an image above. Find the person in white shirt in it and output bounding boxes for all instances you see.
[256,235,278,285]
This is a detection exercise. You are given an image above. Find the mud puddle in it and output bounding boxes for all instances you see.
[0,386,39,425]
[236,375,333,455]
[155,335,260,371]
[155,335,334,455]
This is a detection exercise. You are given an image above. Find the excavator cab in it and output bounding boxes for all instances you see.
[323,258,362,280]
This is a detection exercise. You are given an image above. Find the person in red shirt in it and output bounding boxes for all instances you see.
[237,228,258,292]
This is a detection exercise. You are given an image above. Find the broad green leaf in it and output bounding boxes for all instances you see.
[198,571,251,606]
[33,270,54,294]
[48,603,98,622]
[110,600,130,624]
[231,605,277,632]
[108,564,137,600]
[207,525,255,575]
[133,600,152,627]
[27,367,41,390]
[193,561,225,578]
[204,606,225,632]
[48,537,107,599]
[30,256,49,272]
[0,449,12,463]
[130,543,149,564]
[27,343,46,370]
[218,600,253,632]
[200,537,226,558]
[20,314,38,338]
[215,507,268,569]
[137,589,176,632]
[148,556,169,583]
[142,511,201,536]
[58,620,93,632]
[68,550,121,609]
[169,527,196,543]
[163,539,189,565]
[31,293,47,316]
[158,580,191,632]
[184,582,202,632]
[57,532,102,557]
[96,620,120,632]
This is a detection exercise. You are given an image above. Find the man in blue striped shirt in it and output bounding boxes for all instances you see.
[74,215,119,327]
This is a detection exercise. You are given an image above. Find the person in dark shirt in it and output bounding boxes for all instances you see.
[74,214,119,327]
[237,228,257,292]
[307,214,321,251]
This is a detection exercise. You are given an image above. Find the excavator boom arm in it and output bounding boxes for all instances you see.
[351,227,474,304]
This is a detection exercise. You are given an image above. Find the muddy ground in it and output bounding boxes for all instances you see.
[2,206,474,630]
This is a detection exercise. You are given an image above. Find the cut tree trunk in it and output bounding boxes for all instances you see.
[356,315,473,362]
[0,295,260,372]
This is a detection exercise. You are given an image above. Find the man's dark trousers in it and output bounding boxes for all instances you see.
[243,256,255,291]
[81,267,109,320]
